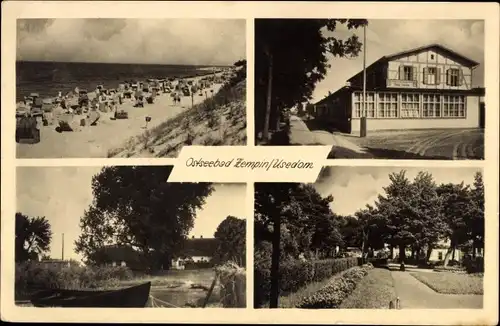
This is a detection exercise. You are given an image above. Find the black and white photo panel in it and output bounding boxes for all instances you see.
[16,165,247,308]
[16,18,247,159]
[254,19,484,161]
[254,166,484,309]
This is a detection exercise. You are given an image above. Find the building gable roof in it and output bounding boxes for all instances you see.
[383,43,480,67]
[100,245,142,263]
[181,238,218,257]
[316,44,481,105]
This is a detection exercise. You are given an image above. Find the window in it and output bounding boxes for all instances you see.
[353,92,375,118]
[447,68,461,87]
[423,94,441,117]
[424,67,439,85]
[430,54,435,59]
[400,65,414,81]
[438,252,443,260]
[443,95,466,117]
[377,93,398,118]
[401,93,420,118]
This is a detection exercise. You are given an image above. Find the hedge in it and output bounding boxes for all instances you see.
[254,257,359,307]
[296,264,373,308]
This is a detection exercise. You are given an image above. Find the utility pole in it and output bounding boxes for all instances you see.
[62,233,65,261]
[360,24,367,138]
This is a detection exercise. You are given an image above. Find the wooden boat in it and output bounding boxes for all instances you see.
[30,282,151,308]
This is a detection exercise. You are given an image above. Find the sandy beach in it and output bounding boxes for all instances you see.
[16,72,226,158]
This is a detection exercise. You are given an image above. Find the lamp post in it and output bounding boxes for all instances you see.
[360,24,367,138]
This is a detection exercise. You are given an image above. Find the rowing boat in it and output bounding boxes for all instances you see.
[30,282,151,308]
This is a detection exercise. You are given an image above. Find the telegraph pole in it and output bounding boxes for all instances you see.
[62,233,65,260]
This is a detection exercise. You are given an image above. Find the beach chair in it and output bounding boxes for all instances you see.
[134,99,144,108]
[115,110,129,119]
[16,116,41,143]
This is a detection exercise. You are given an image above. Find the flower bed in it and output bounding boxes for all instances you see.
[296,264,373,309]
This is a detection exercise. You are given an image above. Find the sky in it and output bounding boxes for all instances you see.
[312,19,485,103]
[16,167,247,261]
[16,18,246,65]
[313,166,482,216]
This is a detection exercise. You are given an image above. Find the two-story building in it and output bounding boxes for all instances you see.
[314,44,485,133]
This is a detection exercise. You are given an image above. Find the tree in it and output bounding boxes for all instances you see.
[213,215,246,266]
[296,102,305,117]
[255,19,368,141]
[15,212,52,262]
[374,171,446,265]
[75,166,214,271]
[254,182,343,307]
[234,59,247,67]
[467,171,484,257]
[436,182,471,266]
[254,182,300,308]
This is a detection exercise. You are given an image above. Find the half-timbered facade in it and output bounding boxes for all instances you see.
[314,44,485,133]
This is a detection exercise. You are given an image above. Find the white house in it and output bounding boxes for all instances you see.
[171,236,217,270]
[314,44,485,133]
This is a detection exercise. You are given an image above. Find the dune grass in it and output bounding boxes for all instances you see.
[108,79,246,158]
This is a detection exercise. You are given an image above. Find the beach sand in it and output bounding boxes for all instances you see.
[16,73,225,158]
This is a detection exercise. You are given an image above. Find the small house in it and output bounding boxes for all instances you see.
[171,236,218,269]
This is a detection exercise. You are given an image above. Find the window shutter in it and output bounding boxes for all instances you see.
[423,67,428,84]
[412,66,417,81]
[399,65,405,80]
[446,69,450,86]
[458,69,463,86]
[436,68,441,84]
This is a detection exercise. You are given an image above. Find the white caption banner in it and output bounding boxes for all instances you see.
[168,145,331,183]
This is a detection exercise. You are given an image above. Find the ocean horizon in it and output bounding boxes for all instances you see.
[16,61,230,102]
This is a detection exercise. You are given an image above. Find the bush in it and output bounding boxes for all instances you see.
[184,262,214,270]
[15,262,134,293]
[367,258,388,268]
[253,257,358,308]
[463,257,484,273]
[296,264,373,309]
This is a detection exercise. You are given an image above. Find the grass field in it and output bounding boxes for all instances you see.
[339,268,397,309]
[338,128,484,160]
[410,271,484,295]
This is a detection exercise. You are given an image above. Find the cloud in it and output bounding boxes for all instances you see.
[314,166,482,216]
[312,19,484,102]
[17,19,246,65]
